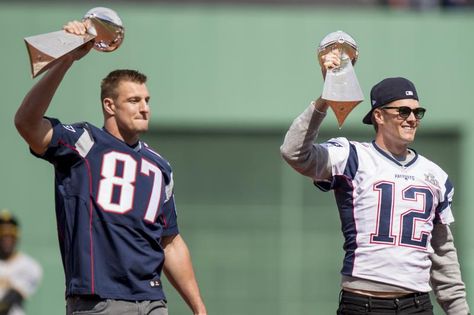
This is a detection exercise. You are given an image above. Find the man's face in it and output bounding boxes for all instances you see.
[0,234,17,259]
[375,99,422,146]
[111,81,151,141]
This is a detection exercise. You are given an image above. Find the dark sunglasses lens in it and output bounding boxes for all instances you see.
[414,108,426,119]
[397,107,412,118]
[397,107,426,119]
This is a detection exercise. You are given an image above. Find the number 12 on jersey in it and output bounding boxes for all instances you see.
[370,181,434,249]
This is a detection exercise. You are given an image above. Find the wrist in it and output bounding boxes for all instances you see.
[192,302,207,315]
[53,55,75,70]
[312,97,329,112]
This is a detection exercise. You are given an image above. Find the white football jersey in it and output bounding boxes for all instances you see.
[0,252,42,315]
[316,137,454,292]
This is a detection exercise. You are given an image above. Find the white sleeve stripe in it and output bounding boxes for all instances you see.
[75,129,94,158]
[165,173,174,202]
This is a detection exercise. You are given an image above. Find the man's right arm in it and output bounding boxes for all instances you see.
[14,57,75,155]
[280,50,342,180]
[280,97,332,180]
[14,21,92,155]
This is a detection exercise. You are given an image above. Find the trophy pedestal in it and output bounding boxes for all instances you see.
[25,31,95,78]
[327,101,362,128]
[322,60,363,127]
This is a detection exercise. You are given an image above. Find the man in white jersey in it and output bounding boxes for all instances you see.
[0,210,42,315]
[280,52,470,314]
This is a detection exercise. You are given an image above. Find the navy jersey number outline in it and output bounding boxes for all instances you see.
[370,181,434,249]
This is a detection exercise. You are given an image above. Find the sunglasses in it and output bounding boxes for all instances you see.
[380,106,426,120]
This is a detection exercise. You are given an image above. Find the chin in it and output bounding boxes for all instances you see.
[401,129,416,140]
[402,135,415,144]
[135,123,149,133]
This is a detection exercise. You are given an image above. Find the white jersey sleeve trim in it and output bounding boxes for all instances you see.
[75,128,95,158]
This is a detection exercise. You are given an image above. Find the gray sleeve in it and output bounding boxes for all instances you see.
[430,223,471,315]
[280,102,332,180]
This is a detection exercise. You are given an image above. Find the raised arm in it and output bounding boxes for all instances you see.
[279,51,341,180]
[14,21,93,155]
[279,98,332,180]
[162,234,207,315]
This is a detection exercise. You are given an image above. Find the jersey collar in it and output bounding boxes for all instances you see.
[371,140,418,168]
[102,127,142,151]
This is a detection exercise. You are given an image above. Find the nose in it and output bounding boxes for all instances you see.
[139,100,149,113]
[406,110,417,122]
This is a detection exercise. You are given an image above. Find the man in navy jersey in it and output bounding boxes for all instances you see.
[15,21,207,315]
[280,51,470,314]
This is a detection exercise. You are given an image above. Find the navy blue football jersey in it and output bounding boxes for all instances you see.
[33,118,179,301]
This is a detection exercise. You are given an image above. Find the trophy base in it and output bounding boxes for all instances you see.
[24,30,95,78]
[328,100,362,128]
[321,60,364,128]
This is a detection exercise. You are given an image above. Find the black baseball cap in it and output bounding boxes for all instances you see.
[362,77,419,125]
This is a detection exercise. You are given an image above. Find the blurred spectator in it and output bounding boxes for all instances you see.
[380,0,438,10]
[381,0,473,9]
[441,0,473,8]
[0,210,42,315]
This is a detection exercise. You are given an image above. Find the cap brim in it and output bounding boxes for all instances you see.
[362,110,373,125]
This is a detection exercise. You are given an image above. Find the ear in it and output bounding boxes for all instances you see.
[103,98,115,115]
[373,108,384,126]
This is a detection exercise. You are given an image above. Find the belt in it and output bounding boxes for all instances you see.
[67,295,104,302]
[340,290,430,310]
[342,287,417,298]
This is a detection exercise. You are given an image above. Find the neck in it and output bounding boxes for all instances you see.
[374,137,409,159]
[104,122,139,146]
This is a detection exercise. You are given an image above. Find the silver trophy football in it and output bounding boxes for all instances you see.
[24,7,125,78]
[317,31,364,127]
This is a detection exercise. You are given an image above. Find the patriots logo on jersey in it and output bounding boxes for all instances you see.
[62,125,76,133]
[395,174,415,181]
[324,141,343,148]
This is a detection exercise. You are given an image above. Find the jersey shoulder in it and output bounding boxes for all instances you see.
[47,118,98,145]
[415,153,449,178]
[321,137,371,151]
[12,252,43,276]
[414,153,451,191]
[141,142,172,167]
[48,117,95,134]
[321,136,350,147]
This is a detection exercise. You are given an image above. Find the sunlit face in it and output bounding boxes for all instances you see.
[109,81,151,142]
[374,99,422,147]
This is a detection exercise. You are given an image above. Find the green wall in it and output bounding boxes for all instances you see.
[1,2,473,314]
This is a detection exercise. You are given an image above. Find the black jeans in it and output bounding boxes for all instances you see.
[337,290,434,315]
